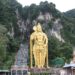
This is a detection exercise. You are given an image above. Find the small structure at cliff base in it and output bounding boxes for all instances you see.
[63,50,75,75]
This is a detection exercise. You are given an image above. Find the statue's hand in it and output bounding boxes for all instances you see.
[44,44,47,47]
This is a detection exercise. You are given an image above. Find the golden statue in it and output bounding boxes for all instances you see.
[30,23,48,68]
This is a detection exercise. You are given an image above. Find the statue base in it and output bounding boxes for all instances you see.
[29,67,52,74]
[28,67,61,75]
[11,66,60,75]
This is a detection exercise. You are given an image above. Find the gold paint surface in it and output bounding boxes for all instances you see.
[30,23,48,68]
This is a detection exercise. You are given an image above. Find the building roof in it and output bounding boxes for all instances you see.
[0,70,9,72]
[63,63,75,68]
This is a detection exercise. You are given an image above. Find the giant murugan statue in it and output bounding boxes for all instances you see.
[30,23,48,68]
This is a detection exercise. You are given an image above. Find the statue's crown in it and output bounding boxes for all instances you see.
[37,23,42,29]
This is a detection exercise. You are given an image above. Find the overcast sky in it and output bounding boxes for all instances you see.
[17,0,75,12]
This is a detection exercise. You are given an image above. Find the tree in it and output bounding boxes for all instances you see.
[0,25,8,66]
[48,36,73,66]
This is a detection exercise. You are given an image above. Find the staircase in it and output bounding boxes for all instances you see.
[15,43,28,67]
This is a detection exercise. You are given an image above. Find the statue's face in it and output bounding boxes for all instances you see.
[37,24,42,32]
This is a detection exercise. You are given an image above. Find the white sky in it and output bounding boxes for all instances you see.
[17,0,75,12]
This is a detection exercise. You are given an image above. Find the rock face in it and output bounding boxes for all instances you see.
[15,9,27,41]
[37,12,53,21]
[15,9,65,43]
[37,12,64,42]
[50,19,64,42]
